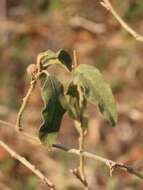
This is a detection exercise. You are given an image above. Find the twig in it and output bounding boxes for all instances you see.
[70,168,88,188]
[100,0,143,42]
[0,140,55,189]
[16,79,36,131]
[53,144,143,179]
[1,120,143,180]
[74,121,89,189]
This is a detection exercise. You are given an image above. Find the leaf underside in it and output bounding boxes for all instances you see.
[38,72,65,147]
[73,64,118,126]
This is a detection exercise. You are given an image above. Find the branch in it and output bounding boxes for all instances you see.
[1,119,143,180]
[100,0,143,42]
[70,168,89,189]
[53,144,143,179]
[0,140,55,189]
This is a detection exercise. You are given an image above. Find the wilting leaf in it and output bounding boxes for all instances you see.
[73,64,117,126]
[38,72,65,147]
[41,49,72,72]
[61,82,88,128]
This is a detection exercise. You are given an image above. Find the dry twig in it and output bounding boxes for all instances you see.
[0,139,55,189]
[0,120,143,182]
[70,168,89,189]
[100,0,143,42]
[53,144,143,179]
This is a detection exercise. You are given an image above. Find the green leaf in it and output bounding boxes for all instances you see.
[38,72,65,147]
[41,49,72,72]
[66,83,80,119]
[73,64,117,126]
[61,82,88,128]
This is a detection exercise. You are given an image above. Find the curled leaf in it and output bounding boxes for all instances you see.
[38,72,65,147]
[41,49,72,72]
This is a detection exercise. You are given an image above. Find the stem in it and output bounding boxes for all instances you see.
[79,127,85,180]
[73,50,88,188]
[73,49,78,69]
[16,79,36,131]
[74,121,86,183]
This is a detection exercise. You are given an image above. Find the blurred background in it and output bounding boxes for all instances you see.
[0,0,143,189]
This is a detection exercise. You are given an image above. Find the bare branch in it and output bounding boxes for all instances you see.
[53,144,143,179]
[0,140,55,189]
[1,119,143,181]
[100,0,143,42]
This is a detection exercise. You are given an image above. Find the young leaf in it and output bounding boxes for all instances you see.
[41,49,72,72]
[73,64,117,126]
[38,72,65,147]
